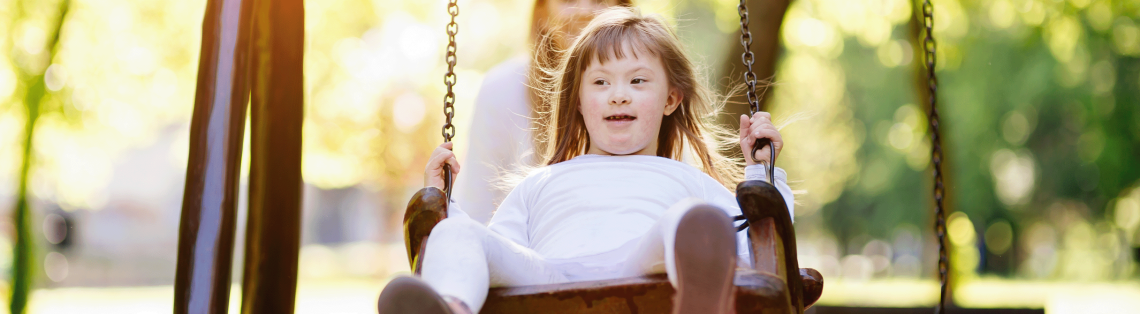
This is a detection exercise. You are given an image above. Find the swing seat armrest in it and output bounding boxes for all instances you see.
[404,187,449,275]
[737,179,824,311]
[800,267,823,307]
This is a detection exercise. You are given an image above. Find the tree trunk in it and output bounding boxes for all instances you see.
[9,1,70,313]
[719,0,791,124]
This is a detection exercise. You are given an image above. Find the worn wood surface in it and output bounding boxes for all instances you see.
[809,307,1043,314]
[404,187,449,275]
[173,0,255,312]
[800,268,823,307]
[738,180,804,313]
[750,217,785,278]
[483,271,806,314]
[239,0,305,312]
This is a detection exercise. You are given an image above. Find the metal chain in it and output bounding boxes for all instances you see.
[919,0,949,313]
[441,0,459,200]
[737,0,774,170]
[442,0,458,142]
[732,0,775,232]
[738,0,759,114]
[737,0,773,182]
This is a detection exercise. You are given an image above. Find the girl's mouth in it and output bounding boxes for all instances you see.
[604,115,636,121]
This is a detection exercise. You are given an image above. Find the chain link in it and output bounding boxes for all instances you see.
[737,0,759,113]
[737,0,773,181]
[440,0,459,200]
[732,0,776,233]
[442,0,459,143]
[919,0,948,313]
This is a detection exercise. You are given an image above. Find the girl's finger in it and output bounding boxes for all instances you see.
[752,145,771,164]
[751,122,768,138]
[431,142,455,167]
[446,155,461,175]
[755,128,781,141]
[738,114,750,140]
[427,149,453,171]
[752,129,781,148]
[740,138,753,161]
[750,112,772,124]
[753,118,779,134]
[756,129,783,156]
[425,151,440,171]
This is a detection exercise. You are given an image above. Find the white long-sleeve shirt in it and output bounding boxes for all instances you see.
[449,154,793,266]
[453,57,534,225]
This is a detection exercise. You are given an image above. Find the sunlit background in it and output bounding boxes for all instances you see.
[0,0,1137,312]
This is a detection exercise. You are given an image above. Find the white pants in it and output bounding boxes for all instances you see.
[420,198,722,312]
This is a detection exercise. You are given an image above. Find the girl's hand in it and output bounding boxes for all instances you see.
[739,112,783,166]
[425,142,460,191]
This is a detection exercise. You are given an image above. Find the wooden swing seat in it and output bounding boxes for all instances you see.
[402,180,823,313]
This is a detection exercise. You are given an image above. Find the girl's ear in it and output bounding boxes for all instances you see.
[663,87,683,116]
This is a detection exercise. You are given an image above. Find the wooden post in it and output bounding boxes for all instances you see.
[240,0,305,312]
[173,0,255,312]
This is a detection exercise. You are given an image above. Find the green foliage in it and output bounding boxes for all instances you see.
[7,0,70,312]
[793,0,1140,279]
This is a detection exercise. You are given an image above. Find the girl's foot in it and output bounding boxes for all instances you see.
[377,276,472,314]
[673,205,736,314]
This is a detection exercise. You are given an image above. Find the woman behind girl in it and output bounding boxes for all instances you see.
[378,7,794,314]
[455,0,628,224]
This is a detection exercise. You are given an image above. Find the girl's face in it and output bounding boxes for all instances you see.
[579,48,682,156]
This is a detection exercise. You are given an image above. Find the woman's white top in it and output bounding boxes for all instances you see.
[449,154,793,267]
[453,56,534,224]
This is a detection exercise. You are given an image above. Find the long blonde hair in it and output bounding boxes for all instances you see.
[535,7,743,188]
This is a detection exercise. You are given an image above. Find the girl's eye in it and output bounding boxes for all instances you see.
[631,78,646,84]
[594,79,608,85]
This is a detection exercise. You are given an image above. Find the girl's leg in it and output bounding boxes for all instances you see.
[420,217,568,312]
[621,198,737,313]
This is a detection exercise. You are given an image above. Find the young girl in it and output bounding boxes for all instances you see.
[378,7,793,314]
[454,0,629,225]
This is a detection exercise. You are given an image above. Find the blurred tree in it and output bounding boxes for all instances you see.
[765,0,1140,281]
[718,0,791,117]
[7,0,70,313]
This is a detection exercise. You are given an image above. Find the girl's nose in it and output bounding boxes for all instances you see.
[609,94,630,105]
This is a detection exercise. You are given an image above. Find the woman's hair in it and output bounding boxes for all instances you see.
[534,7,744,188]
[528,0,632,51]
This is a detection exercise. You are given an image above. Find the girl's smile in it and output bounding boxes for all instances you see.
[603,113,637,128]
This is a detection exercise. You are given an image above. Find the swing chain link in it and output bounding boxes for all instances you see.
[732,0,776,232]
[737,0,759,113]
[920,0,948,313]
[440,0,459,202]
[442,0,459,143]
[737,0,773,181]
